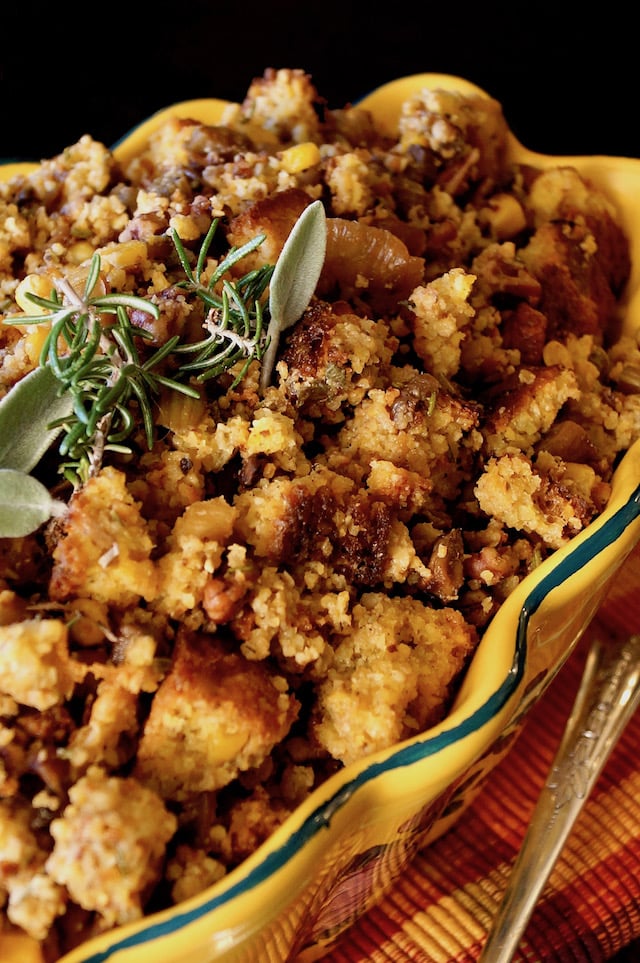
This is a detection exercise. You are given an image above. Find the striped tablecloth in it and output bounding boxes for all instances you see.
[327,543,640,963]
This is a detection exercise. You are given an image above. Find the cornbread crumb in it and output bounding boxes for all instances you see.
[46,766,177,928]
[314,594,476,765]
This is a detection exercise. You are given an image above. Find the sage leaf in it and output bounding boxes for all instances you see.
[260,199,327,391]
[0,468,65,537]
[0,366,73,472]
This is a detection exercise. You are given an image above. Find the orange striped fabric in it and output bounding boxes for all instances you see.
[328,545,640,962]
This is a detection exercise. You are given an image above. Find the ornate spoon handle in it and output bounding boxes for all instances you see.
[478,632,640,963]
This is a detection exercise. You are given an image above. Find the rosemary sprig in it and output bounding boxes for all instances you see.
[169,219,273,386]
[0,201,326,536]
[8,260,198,485]
[3,225,274,486]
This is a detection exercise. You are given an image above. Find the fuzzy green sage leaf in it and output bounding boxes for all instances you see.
[260,199,327,391]
[0,366,73,472]
[0,468,66,537]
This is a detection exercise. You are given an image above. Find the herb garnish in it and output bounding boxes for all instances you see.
[169,220,272,386]
[7,256,182,485]
[260,198,327,392]
[0,468,66,538]
[0,199,326,537]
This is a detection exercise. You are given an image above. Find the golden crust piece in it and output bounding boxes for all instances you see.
[328,376,481,509]
[519,218,627,341]
[0,798,66,940]
[482,365,581,456]
[46,765,177,928]
[408,267,476,378]
[0,619,77,710]
[232,68,323,145]
[279,299,396,419]
[49,466,157,606]
[475,451,596,549]
[134,632,299,799]
[313,592,477,766]
[396,88,510,193]
[227,187,312,274]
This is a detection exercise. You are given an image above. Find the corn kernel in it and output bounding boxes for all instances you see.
[561,462,597,499]
[173,497,236,541]
[280,142,321,174]
[150,268,170,292]
[24,324,51,365]
[14,273,54,313]
[478,193,527,240]
[67,240,96,265]
[169,214,203,242]
[11,275,54,363]
[99,239,148,269]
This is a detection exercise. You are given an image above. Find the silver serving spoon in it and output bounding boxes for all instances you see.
[478,631,640,963]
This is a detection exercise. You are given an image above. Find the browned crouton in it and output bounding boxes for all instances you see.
[49,467,157,606]
[134,631,299,799]
[46,765,177,928]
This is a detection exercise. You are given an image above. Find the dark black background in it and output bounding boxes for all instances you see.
[0,1,636,162]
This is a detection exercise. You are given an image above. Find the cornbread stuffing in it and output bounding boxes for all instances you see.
[0,67,639,959]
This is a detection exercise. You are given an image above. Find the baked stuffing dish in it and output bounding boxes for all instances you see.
[0,68,639,961]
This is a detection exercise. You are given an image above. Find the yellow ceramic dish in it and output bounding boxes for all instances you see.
[1,74,640,963]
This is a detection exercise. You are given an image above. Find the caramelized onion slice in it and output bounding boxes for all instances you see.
[319,217,425,312]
